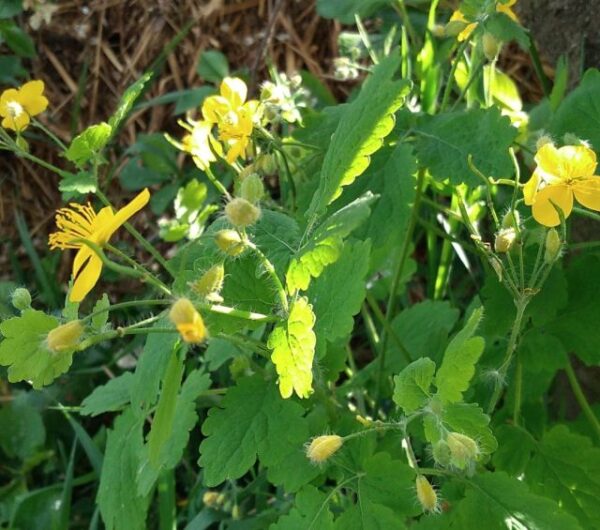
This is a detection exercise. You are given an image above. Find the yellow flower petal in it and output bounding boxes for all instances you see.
[1,113,29,131]
[523,170,540,206]
[458,22,477,42]
[220,77,247,108]
[535,143,597,183]
[497,2,519,22]
[531,183,574,227]
[96,188,150,245]
[19,80,48,116]
[573,177,600,211]
[202,95,230,123]
[70,247,103,303]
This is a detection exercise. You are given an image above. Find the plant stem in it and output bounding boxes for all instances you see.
[158,469,176,530]
[513,358,523,426]
[487,297,529,414]
[204,165,231,199]
[564,361,600,442]
[32,118,68,151]
[440,39,469,112]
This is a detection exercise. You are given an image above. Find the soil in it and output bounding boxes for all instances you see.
[518,0,600,84]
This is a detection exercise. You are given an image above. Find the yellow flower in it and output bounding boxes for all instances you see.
[48,189,150,303]
[523,143,600,227]
[180,120,219,170]
[0,80,49,132]
[202,77,259,163]
[169,298,207,344]
[450,0,518,42]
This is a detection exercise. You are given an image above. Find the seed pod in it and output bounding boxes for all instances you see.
[225,198,261,228]
[494,228,517,253]
[11,287,31,310]
[215,229,245,256]
[482,32,501,61]
[47,321,84,352]
[169,298,207,344]
[306,435,343,464]
[415,476,438,513]
[446,432,479,470]
[240,173,265,204]
[544,228,561,263]
[191,264,225,301]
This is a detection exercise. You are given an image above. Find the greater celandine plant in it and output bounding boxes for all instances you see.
[1,1,600,528]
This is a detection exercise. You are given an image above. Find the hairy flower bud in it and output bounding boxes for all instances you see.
[47,321,84,352]
[203,491,224,508]
[432,440,452,467]
[415,476,438,513]
[240,173,265,204]
[544,228,562,264]
[446,432,479,470]
[306,435,343,464]
[494,227,517,253]
[190,264,225,302]
[11,287,31,310]
[169,298,207,344]
[225,198,261,228]
[482,32,501,60]
[444,20,467,38]
[215,229,246,256]
[256,153,278,176]
[501,210,520,229]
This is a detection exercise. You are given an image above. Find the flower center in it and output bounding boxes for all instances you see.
[48,203,97,250]
[6,101,24,119]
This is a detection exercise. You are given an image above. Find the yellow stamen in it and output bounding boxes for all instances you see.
[48,203,97,250]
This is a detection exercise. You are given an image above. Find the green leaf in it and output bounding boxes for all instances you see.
[307,55,409,217]
[424,402,497,456]
[551,68,600,151]
[97,409,149,530]
[58,171,98,196]
[147,350,184,466]
[268,296,317,399]
[270,485,334,530]
[64,122,112,168]
[316,0,391,23]
[387,300,459,370]
[0,309,74,389]
[90,293,110,332]
[250,209,301,274]
[0,22,35,58]
[287,193,376,292]
[544,255,600,364]
[131,318,180,416]
[393,357,436,414]
[453,472,582,530]
[80,372,134,416]
[435,307,485,403]
[0,0,23,18]
[108,72,152,131]
[198,375,308,486]
[0,393,45,460]
[526,426,600,529]
[197,50,229,83]
[483,12,529,48]
[415,107,517,186]
[0,55,26,84]
[309,240,371,346]
[137,370,210,496]
[492,424,535,476]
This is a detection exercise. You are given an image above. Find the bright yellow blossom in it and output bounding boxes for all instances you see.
[180,120,220,170]
[202,77,259,163]
[523,143,600,227]
[0,80,48,131]
[49,189,150,303]
[450,0,518,42]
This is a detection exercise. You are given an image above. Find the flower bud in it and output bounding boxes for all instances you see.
[494,227,517,253]
[240,173,265,204]
[215,229,246,256]
[190,264,225,302]
[544,228,561,263]
[415,475,438,513]
[482,32,501,60]
[225,198,261,228]
[256,153,278,175]
[203,491,221,507]
[169,298,207,344]
[306,434,343,464]
[501,210,520,229]
[47,321,84,352]
[432,440,452,467]
[444,20,467,37]
[446,432,479,470]
[430,24,445,38]
[536,135,553,151]
[11,287,32,310]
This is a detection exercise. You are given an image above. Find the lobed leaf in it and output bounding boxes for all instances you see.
[393,357,436,414]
